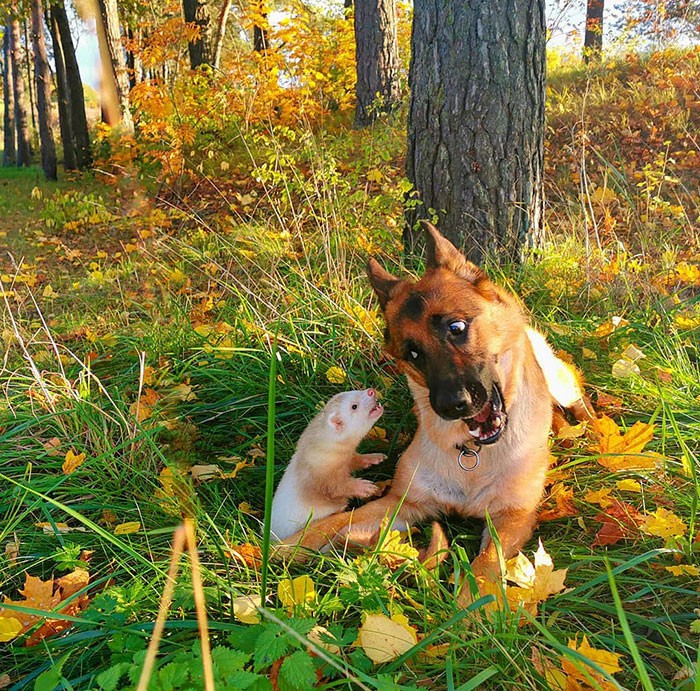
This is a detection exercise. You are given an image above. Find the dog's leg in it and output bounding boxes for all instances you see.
[278,491,428,557]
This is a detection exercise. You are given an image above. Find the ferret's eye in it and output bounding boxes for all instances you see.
[351,404,358,410]
[448,319,468,335]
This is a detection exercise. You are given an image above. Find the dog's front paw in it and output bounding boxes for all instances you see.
[358,453,387,468]
[352,479,380,499]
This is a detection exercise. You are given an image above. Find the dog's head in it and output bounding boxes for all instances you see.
[368,222,526,445]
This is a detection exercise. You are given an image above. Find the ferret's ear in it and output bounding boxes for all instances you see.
[328,412,344,433]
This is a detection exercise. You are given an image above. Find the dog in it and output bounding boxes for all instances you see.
[282,222,589,592]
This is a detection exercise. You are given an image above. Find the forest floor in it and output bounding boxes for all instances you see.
[0,49,699,690]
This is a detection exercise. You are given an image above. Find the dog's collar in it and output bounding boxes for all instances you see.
[455,443,481,471]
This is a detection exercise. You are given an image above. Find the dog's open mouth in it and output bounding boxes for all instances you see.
[464,383,506,445]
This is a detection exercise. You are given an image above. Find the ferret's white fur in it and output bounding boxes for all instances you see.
[271,389,385,541]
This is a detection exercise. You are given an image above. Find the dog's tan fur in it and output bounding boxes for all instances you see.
[282,223,584,587]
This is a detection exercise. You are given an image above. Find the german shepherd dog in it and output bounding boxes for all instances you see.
[284,222,588,587]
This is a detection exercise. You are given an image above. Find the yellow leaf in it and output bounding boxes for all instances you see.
[376,529,419,569]
[591,415,658,471]
[278,575,316,608]
[34,522,74,534]
[611,358,641,378]
[62,449,86,475]
[615,479,641,493]
[366,169,383,183]
[358,613,417,663]
[0,617,22,642]
[665,565,700,577]
[641,508,687,540]
[42,284,59,298]
[582,347,598,360]
[114,521,141,535]
[365,426,387,441]
[562,635,623,687]
[556,421,587,440]
[584,487,614,508]
[232,595,261,624]
[325,366,347,384]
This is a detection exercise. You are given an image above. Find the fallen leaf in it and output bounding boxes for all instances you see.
[325,366,347,384]
[584,487,615,508]
[43,437,62,456]
[232,595,261,624]
[665,565,700,577]
[590,415,658,471]
[0,617,22,642]
[358,613,417,663]
[0,574,61,635]
[615,479,642,493]
[611,358,641,378]
[592,500,643,547]
[62,449,86,475]
[308,625,340,654]
[562,635,623,690]
[5,540,19,565]
[278,575,316,608]
[375,529,420,569]
[641,508,687,540]
[114,521,141,535]
[34,522,79,534]
[555,421,588,440]
[226,542,262,569]
[539,483,577,521]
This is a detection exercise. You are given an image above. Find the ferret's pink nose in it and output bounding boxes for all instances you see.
[367,388,375,397]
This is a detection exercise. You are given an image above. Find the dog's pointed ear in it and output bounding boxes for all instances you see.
[367,258,401,310]
[421,221,486,284]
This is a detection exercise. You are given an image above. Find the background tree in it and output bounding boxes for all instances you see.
[2,24,16,166]
[584,0,604,62]
[353,0,400,127]
[182,0,212,69]
[49,0,92,169]
[96,0,133,131]
[405,0,546,264]
[253,0,268,52]
[9,15,31,166]
[30,0,56,179]
[618,0,700,44]
[212,0,233,69]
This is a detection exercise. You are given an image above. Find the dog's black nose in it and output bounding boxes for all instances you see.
[432,389,472,420]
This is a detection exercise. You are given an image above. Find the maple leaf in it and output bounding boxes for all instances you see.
[584,487,614,508]
[62,449,86,475]
[357,613,417,663]
[590,415,659,471]
[539,483,577,521]
[641,507,687,540]
[562,635,623,690]
[665,564,700,577]
[592,499,643,547]
[375,529,419,569]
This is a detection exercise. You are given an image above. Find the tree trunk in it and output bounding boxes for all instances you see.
[252,1,269,53]
[31,0,57,179]
[9,17,32,166]
[53,0,92,168]
[212,0,233,69]
[583,0,604,62]
[2,23,17,166]
[353,0,400,127]
[183,0,212,68]
[96,0,133,131]
[23,19,38,136]
[405,0,546,265]
[48,4,77,170]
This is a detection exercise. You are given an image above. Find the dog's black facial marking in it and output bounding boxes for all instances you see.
[399,293,426,322]
[383,326,391,344]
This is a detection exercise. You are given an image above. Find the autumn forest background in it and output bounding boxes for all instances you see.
[0,0,699,688]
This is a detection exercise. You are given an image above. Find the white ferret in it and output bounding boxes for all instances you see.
[270,388,386,541]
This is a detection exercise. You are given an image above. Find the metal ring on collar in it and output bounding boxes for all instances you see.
[457,447,480,471]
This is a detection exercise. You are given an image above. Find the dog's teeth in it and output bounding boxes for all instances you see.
[469,428,481,438]
[493,417,502,428]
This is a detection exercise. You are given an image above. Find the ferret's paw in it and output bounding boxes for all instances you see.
[352,479,380,499]
[358,453,387,468]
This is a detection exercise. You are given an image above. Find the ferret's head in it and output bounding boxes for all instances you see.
[325,388,384,443]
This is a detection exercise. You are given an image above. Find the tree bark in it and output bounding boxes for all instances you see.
[353,0,400,127]
[9,16,32,166]
[405,0,546,265]
[212,0,233,69]
[252,1,269,53]
[95,0,133,131]
[48,4,77,170]
[583,0,604,62]
[2,22,16,166]
[31,0,57,179]
[52,0,92,168]
[183,0,212,68]
[23,19,38,136]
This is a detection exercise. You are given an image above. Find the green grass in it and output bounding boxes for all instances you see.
[1,53,700,689]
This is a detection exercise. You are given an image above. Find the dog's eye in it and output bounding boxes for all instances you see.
[448,320,468,335]
[410,350,420,360]
[351,404,358,410]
